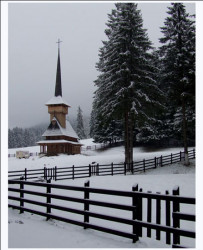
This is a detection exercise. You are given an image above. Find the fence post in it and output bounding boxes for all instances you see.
[131,161,134,174]
[97,164,99,176]
[165,190,171,245]
[160,155,163,167]
[44,167,47,180]
[46,178,51,221]
[72,165,75,180]
[138,188,143,237]
[84,180,90,229]
[20,176,24,214]
[154,157,157,168]
[156,192,161,240]
[143,159,145,172]
[173,186,180,245]
[147,191,152,237]
[193,149,195,159]
[132,184,139,243]
[111,162,113,176]
[55,166,57,181]
[124,162,127,175]
[24,168,27,181]
[89,164,91,177]
[171,153,173,164]
[180,151,181,161]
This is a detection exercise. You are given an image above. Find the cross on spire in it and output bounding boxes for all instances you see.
[56,39,62,50]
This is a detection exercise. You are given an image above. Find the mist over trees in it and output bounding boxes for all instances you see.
[8,124,48,149]
[8,115,91,149]
[76,106,86,139]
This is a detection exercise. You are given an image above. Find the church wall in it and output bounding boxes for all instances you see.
[40,143,81,155]
[48,105,68,115]
[48,105,68,128]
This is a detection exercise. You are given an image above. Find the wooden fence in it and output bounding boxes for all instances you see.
[8,149,195,181]
[8,180,195,248]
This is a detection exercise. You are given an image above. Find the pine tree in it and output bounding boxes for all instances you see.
[159,3,195,164]
[93,3,163,166]
[76,106,86,139]
[135,49,166,145]
[8,123,48,149]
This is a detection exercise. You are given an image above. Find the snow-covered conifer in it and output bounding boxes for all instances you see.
[76,106,86,139]
[159,3,195,164]
[93,3,163,164]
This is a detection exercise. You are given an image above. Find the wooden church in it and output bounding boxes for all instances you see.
[38,41,82,156]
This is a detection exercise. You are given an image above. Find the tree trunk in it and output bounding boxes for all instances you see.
[124,111,133,171]
[124,112,129,170]
[129,114,133,172]
[182,97,190,166]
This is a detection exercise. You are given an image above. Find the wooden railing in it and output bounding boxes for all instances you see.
[8,149,195,181]
[8,180,195,247]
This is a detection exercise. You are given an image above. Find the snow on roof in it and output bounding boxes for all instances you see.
[42,118,79,139]
[37,139,83,145]
[45,95,71,107]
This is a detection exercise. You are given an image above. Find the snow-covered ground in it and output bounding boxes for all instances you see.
[8,138,195,171]
[6,140,197,248]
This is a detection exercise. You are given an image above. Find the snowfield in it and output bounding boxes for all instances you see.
[8,138,195,171]
[7,140,197,248]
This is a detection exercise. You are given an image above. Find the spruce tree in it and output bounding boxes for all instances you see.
[76,106,86,139]
[159,3,195,164]
[93,3,163,166]
[135,49,166,146]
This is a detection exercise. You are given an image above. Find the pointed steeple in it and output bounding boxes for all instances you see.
[55,40,62,97]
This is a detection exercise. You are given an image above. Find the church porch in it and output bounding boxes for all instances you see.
[38,140,82,156]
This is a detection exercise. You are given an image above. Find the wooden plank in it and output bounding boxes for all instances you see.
[165,190,171,245]
[46,178,51,221]
[173,186,180,245]
[147,191,152,237]
[84,180,90,229]
[20,178,24,214]
[8,180,196,204]
[138,188,143,237]
[173,212,195,222]
[72,165,74,180]
[156,192,161,240]
[132,184,138,243]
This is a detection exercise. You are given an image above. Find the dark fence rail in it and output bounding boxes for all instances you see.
[8,180,195,247]
[8,149,195,181]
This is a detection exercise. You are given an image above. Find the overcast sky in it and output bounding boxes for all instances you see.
[8,2,195,129]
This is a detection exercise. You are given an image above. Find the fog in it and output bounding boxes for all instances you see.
[8,2,195,128]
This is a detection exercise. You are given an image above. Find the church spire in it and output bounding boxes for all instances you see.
[55,39,62,97]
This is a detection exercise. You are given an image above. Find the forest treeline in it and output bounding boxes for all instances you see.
[8,114,90,149]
